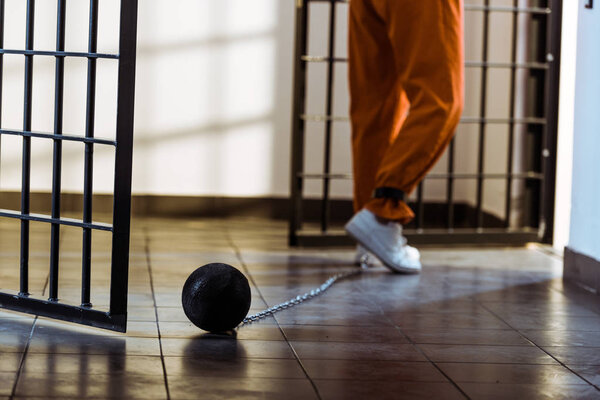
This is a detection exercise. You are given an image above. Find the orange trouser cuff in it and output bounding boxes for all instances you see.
[365,198,415,225]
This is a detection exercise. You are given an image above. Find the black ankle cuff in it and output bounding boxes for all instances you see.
[373,187,406,201]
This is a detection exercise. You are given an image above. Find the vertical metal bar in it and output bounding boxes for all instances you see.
[446,138,455,229]
[476,0,490,229]
[416,182,424,230]
[0,0,4,185]
[49,0,67,302]
[321,0,336,232]
[81,0,98,308]
[541,0,562,243]
[289,0,309,246]
[504,1,519,229]
[109,0,138,323]
[20,0,35,296]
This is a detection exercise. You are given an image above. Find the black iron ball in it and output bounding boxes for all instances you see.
[181,263,251,332]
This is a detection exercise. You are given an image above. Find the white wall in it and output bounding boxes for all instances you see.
[0,0,536,221]
[568,0,600,261]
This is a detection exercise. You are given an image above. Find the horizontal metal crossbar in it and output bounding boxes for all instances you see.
[294,230,540,247]
[0,129,116,146]
[0,209,113,231]
[0,49,118,59]
[307,0,551,14]
[0,292,126,332]
[298,172,544,180]
[300,114,547,125]
[301,56,549,71]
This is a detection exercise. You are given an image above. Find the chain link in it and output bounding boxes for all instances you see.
[239,258,371,327]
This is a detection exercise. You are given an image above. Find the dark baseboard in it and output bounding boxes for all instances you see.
[0,192,505,227]
[564,247,600,295]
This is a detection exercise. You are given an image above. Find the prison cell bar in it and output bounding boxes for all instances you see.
[505,1,519,229]
[321,0,337,233]
[82,0,99,308]
[20,0,35,296]
[446,138,456,229]
[49,0,66,303]
[476,0,491,229]
[109,0,138,320]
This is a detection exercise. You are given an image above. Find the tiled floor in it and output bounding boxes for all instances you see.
[1,217,600,399]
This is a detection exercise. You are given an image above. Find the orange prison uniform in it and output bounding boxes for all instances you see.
[349,0,464,224]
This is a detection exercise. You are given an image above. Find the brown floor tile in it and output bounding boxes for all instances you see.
[458,382,600,400]
[21,354,164,375]
[164,357,305,379]
[14,373,168,399]
[523,330,600,347]
[387,311,511,330]
[569,365,600,386]
[161,337,295,359]
[303,359,447,382]
[543,347,600,365]
[315,380,466,400]
[282,325,409,343]
[160,321,285,340]
[291,341,427,361]
[0,373,15,396]
[438,363,588,384]
[168,376,318,400]
[0,352,23,373]
[419,344,558,364]
[404,328,530,346]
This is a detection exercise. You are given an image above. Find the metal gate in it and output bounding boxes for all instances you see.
[0,0,138,332]
[289,0,562,246]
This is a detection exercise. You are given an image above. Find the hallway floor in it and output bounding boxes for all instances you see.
[1,217,600,399]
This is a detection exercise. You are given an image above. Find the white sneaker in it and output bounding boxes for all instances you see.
[345,209,422,274]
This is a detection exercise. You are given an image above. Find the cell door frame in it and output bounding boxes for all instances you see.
[0,0,138,333]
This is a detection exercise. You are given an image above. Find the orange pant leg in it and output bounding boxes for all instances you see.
[349,0,464,224]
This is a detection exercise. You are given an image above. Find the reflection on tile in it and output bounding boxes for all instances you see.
[291,341,426,361]
[419,344,557,364]
[0,373,15,396]
[282,325,409,343]
[523,330,600,347]
[438,363,587,384]
[0,352,23,373]
[543,347,600,365]
[315,380,465,400]
[569,365,600,386]
[168,376,317,400]
[21,354,164,376]
[161,338,295,359]
[164,357,305,379]
[459,383,599,400]
[304,360,447,382]
[15,373,168,399]
[404,329,530,346]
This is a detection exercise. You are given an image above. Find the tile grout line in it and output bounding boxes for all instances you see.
[224,230,323,400]
[478,302,600,392]
[143,226,171,400]
[356,285,473,400]
[9,274,48,400]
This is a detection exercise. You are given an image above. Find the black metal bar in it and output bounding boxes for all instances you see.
[321,0,336,232]
[20,0,35,296]
[504,1,519,229]
[109,0,138,321]
[476,0,490,229]
[541,0,563,243]
[416,183,424,230]
[0,0,4,186]
[82,0,99,308]
[447,138,455,229]
[289,0,309,246]
[49,0,67,302]
[0,209,113,231]
[0,292,126,332]
[0,49,118,59]
[0,129,116,145]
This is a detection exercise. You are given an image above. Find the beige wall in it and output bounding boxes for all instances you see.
[1,0,533,222]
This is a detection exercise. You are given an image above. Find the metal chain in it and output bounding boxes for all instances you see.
[239,257,371,327]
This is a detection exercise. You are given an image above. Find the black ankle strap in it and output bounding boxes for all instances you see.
[373,187,406,200]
